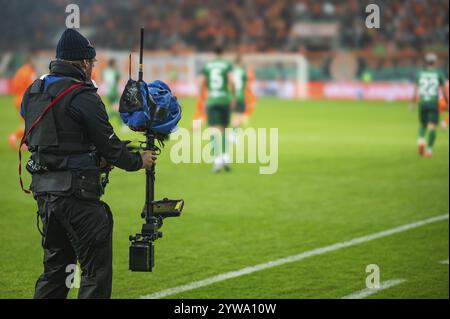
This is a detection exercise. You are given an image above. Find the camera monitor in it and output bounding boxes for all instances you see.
[153,199,184,218]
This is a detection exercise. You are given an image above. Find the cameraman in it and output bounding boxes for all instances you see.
[21,29,156,299]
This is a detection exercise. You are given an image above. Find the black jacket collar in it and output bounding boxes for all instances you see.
[49,60,87,82]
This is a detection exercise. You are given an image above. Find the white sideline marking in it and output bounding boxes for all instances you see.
[341,279,406,299]
[440,260,449,265]
[141,214,448,299]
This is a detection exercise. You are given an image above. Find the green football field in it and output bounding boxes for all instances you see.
[0,95,448,299]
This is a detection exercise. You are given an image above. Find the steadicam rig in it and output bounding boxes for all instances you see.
[119,28,183,272]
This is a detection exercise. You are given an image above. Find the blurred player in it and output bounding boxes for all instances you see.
[199,46,235,172]
[230,54,249,143]
[9,56,36,150]
[439,81,449,130]
[196,60,255,134]
[244,67,257,121]
[411,53,448,158]
[193,85,207,131]
[102,58,122,125]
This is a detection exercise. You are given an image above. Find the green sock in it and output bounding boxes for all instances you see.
[221,132,227,154]
[418,126,426,138]
[427,129,436,148]
[211,134,220,157]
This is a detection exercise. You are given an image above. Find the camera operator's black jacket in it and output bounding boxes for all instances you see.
[21,60,142,197]
[23,60,141,299]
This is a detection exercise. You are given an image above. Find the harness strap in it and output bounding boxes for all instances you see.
[19,83,84,194]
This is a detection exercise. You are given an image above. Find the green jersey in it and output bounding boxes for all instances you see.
[202,59,233,106]
[417,68,446,106]
[233,66,247,103]
[103,67,120,97]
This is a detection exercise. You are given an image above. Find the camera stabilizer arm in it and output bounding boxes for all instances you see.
[127,28,183,272]
[128,133,183,272]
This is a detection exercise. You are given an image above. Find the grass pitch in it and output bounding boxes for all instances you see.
[0,95,448,298]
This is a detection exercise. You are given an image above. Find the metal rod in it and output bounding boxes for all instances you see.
[139,27,154,223]
[128,53,132,79]
[138,27,144,82]
[145,132,155,223]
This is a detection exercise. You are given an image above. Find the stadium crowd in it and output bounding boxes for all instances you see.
[0,0,448,54]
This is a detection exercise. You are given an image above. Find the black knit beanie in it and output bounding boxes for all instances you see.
[56,29,96,60]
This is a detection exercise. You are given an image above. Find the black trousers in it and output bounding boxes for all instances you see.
[33,194,113,299]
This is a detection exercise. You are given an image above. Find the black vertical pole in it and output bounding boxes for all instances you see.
[128,54,132,79]
[140,27,155,224]
[138,28,144,82]
[145,134,155,223]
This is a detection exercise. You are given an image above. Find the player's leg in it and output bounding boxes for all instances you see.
[230,113,241,144]
[232,113,242,129]
[105,96,117,120]
[231,101,246,144]
[222,105,231,172]
[444,115,449,129]
[207,105,224,172]
[8,126,25,150]
[8,133,18,150]
[111,93,122,119]
[425,123,436,157]
[441,113,449,130]
[232,101,246,128]
[212,126,225,173]
[425,108,439,157]
[439,97,448,129]
[418,105,427,156]
[8,100,25,150]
